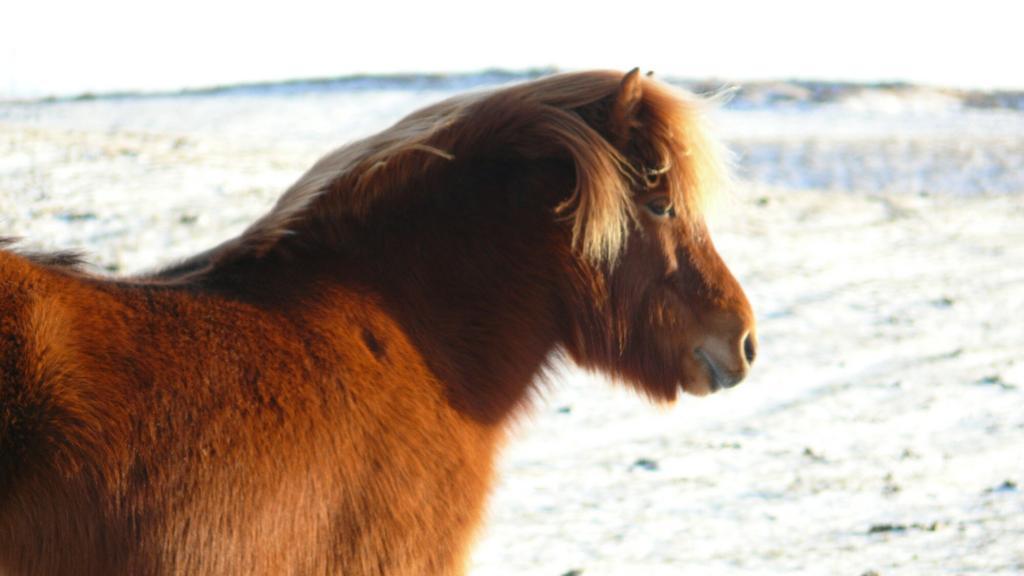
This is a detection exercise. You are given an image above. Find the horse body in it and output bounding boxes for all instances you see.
[1,251,502,575]
[0,70,756,575]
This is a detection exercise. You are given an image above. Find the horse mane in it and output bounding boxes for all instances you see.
[0,238,87,270]
[170,71,729,279]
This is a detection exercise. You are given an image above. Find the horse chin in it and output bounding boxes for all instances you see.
[680,377,716,397]
[679,354,719,397]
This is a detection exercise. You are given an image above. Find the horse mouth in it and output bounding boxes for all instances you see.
[694,348,738,393]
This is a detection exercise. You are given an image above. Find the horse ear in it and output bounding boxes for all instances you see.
[609,68,643,145]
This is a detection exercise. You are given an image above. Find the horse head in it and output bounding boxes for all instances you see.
[549,69,757,400]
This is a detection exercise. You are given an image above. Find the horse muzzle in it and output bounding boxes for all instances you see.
[695,330,757,392]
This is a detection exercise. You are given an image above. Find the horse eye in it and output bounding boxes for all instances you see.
[643,164,670,189]
[645,197,676,218]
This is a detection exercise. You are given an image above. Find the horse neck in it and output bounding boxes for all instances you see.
[341,168,575,423]
[381,261,564,425]
[359,217,567,425]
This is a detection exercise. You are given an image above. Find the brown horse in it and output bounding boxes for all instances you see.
[0,69,755,575]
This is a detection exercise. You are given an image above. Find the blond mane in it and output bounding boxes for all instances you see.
[184,70,730,273]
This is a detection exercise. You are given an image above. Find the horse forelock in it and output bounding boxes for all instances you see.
[644,82,733,234]
[211,71,729,270]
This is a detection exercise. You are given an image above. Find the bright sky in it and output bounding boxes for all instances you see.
[2,0,1020,98]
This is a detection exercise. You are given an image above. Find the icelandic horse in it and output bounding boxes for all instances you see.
[0,69,756,575]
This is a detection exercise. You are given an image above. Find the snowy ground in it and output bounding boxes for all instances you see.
[1,78,1022,575]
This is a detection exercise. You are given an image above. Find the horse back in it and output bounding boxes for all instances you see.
[0,250,135,573]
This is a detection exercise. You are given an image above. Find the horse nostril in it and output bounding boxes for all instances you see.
[743,333,757,365]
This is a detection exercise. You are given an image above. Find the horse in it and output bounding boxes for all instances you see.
[0,69,756,575]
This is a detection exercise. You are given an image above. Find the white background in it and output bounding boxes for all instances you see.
[2,0,1021,98]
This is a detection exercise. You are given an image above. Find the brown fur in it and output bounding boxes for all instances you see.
[0,70,755,575]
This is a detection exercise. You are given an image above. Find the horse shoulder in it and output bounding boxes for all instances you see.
[298,290,502,573]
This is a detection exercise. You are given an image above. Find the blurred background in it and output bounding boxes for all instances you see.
[1,1,1022,574]
[2,0,1022,98]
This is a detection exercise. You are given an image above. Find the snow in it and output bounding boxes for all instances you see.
[1,77,1022,574]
